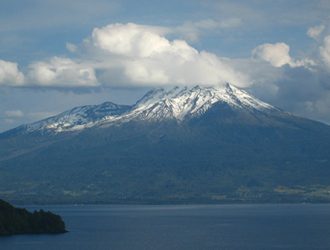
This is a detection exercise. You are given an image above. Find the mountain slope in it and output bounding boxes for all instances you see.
[1,84,330,204]
[108,84,278,123]
[3,101,131,135]
[3,84,279,135]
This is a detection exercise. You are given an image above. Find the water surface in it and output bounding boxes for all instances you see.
[1,204,330,250]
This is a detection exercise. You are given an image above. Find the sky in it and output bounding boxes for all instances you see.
[1,0,330,131]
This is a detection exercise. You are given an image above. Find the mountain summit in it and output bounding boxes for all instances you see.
[1,84,330,204]
[119,83,277,122]
[11,84,278,134]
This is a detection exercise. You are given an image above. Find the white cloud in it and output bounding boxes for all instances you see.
[4,110,24,118]
[307,25,325,39]
[91,23,170,58]
[0,23,249,89]
[252,43,292,67]
[0,59,24,86]
[9,22,324,91]
[28,57,99,87]
[88,23,249,87]
[252,42,314,68]
[320,35,330,69]
[66,42,78,53]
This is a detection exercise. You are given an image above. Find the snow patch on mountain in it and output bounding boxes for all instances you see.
[24,102,130,133]
[101,83,277,123]
[11,84,279,133]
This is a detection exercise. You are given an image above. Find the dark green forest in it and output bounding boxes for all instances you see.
[0,199,66,236]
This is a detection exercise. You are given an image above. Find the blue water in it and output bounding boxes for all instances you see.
[1,204,330,250]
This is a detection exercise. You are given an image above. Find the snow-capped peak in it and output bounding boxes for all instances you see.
[9,83,278,134]
[24,102,130,133]
[109,83,277,122]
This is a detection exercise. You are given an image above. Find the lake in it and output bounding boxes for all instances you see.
[1,204,330,250]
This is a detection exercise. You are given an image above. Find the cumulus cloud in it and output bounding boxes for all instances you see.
[28,57,99,88]
[1,22,249,89]
[252,42,314,68]
[0,22,324,93]
[0,59,24,86]
[252,43,292,67]
[91,23,170,58]
[307,25,325,39]
[87,23,249,87]
[247,55,330,125]
[320,35,330,69]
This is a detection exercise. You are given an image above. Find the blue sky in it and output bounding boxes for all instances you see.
[1,0,330,131]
